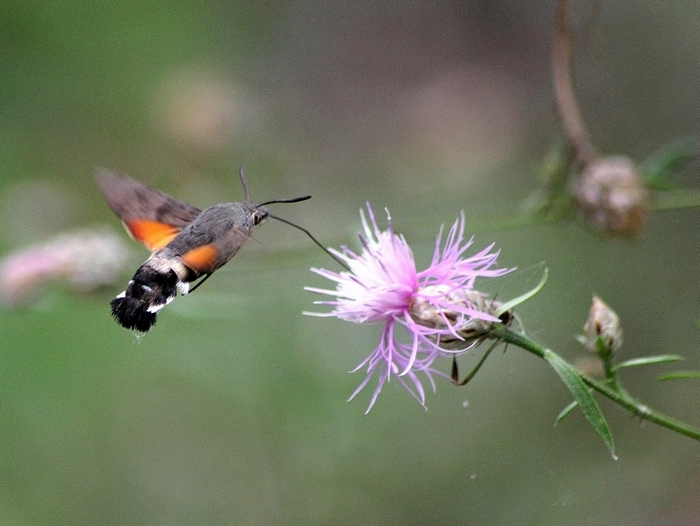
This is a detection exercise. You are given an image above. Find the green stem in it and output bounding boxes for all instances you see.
[598,348,633,400]
[493,325,700,442]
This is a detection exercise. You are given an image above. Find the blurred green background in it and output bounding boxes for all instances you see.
[1,2,699,524]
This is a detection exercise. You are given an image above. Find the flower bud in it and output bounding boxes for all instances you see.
[581,295,622,355]
[572,155,649,237]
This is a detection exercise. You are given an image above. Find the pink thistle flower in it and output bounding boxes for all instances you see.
[305,204,514,412]
[0,227,131,306]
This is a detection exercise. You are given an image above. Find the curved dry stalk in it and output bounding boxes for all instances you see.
[552,0,597,165]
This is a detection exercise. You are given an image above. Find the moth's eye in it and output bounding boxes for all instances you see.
[253,210,268,225]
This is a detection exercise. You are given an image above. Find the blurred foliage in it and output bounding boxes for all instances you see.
[1,2,699,525]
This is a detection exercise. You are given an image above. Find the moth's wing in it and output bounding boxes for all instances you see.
[180,243,220,274]
[180,225,254,274]
[178,206,255,274]
[96,169,202,250]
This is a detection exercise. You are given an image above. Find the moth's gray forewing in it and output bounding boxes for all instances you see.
[95,169,202,227]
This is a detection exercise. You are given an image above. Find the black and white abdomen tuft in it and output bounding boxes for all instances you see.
[110,262,181,332]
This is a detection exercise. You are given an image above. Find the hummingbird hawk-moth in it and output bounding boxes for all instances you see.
[97,168,312,332]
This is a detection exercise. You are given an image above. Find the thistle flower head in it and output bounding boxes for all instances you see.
[0,227,130,306]
[306,204,513,411]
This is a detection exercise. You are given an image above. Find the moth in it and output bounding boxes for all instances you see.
[97,168,312,332]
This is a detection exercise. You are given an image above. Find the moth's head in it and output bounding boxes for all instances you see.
[252,204,271,226]
[239,201,271,226]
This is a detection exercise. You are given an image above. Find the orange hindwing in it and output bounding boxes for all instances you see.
[124,220,181,251]
[181,244,219,273]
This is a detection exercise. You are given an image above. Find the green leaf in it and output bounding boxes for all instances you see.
[495,266,549,317]
[640,136,699,190]
[543,349,616,458]
[555,399,579,424]
[524,141,575,220]
[657,370,700,382]
[612,355,684,372]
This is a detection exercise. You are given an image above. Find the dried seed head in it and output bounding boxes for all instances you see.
[572,155,649,237]
[582,295,623,355]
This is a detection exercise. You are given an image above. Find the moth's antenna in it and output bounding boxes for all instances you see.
[239,166,250,201]
[259,195,311,206]
[239,165,347,269]
[269,213,350,271]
